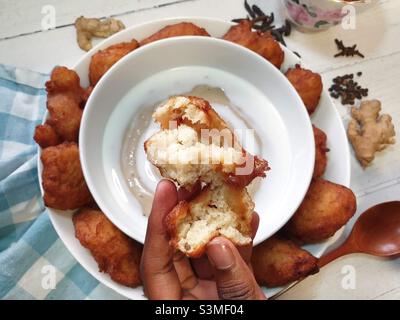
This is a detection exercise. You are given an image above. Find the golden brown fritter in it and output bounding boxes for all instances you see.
[313,125,328,178]
[165,184,254,258]
[34,123,61,148]
[146,96,269,190]
[45,66,85,142]
[73,208,142,287]
[252,235,319,287]
[81,85,94,107]
[284,179,357,243]
[226,155,269,188]
[223,20,284,69]
[46,66,83,98]
[41,142,92,210]
[89,39,139,86]
[285,65,323,115]
[139,22,210,46]
[47,94,83,142]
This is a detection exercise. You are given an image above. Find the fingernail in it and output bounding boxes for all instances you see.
[207,240,235,270]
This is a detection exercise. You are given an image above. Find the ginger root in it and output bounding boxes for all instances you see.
[348,100,396,167]
[75,16,125,51]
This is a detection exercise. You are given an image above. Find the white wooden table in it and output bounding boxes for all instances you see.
[1,0,399,300]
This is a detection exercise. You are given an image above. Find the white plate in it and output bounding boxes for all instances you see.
[39,17,351,299]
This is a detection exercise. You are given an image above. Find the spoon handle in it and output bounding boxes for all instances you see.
[317,241,355,268]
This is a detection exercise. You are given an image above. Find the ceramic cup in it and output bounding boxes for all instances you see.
[283,0,375,32]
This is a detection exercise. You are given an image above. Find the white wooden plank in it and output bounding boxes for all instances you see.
[251,0,400,75]
[278,254,400,300]
[319,52,400,196]
[0,0,193,39]
[0,0,246,73]
[373,287,400,300]
[283,0,400,73]
[3,0,400,75]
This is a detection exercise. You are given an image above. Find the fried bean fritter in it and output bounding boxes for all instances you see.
[73,208,142,287]
[89,40,139,86]
[285,65,323,115]
[45,66,85,142]
[284,179,357,243]
[47,94,83,142]
[313,125,328,178]
[223,20,284,69]
[82,85,94,107]
[252,235,319,287]
[139,22,210,46]
[41,142,92,210]
[165,184,254,258]
[46,66,84,101]
[34,123,61,148]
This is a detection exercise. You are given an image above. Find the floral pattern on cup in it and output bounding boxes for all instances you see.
[285,0,349,29]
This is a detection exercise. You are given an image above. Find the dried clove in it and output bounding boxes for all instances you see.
[252,4,266,17]
[245,0,256,19]
[329,73,369,105]
[334,39,365,58]
[293,51,301,58]
[232,1,292,47]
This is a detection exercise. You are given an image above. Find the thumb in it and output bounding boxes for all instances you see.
[206,237,266,300]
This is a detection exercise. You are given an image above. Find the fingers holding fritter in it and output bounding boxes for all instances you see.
[34,123,61,148]
[139,22,210,46]
[89,39,139,86]
[73,208,142,287]
[223,20,284,69]
[285,65,323,115]
[252,235,319,287]
[284,179,357,243]
[41,142,92,210]
[313,125,328,178]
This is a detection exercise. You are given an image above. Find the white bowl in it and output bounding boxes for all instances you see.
[79,36,314,246]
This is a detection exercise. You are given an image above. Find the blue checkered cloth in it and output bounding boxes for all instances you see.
[0,64,125,300]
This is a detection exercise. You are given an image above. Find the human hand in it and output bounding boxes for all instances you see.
[140,179,266,300]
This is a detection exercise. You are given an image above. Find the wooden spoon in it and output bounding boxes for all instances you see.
[318,201,400,268]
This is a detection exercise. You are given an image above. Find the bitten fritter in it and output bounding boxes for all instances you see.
[45,66,85,142]
[139,22,210,46]
[165,184,254,258]
[223,20,284,69]
[284,179,357,243]
[41,142,92,210]
[313,125,328,178]
[285,65,323,115]
[252,235,319,287]
[73,208,142,287]
[145,96,269,190]
[89,39,139,86]
[34,123,61,148]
